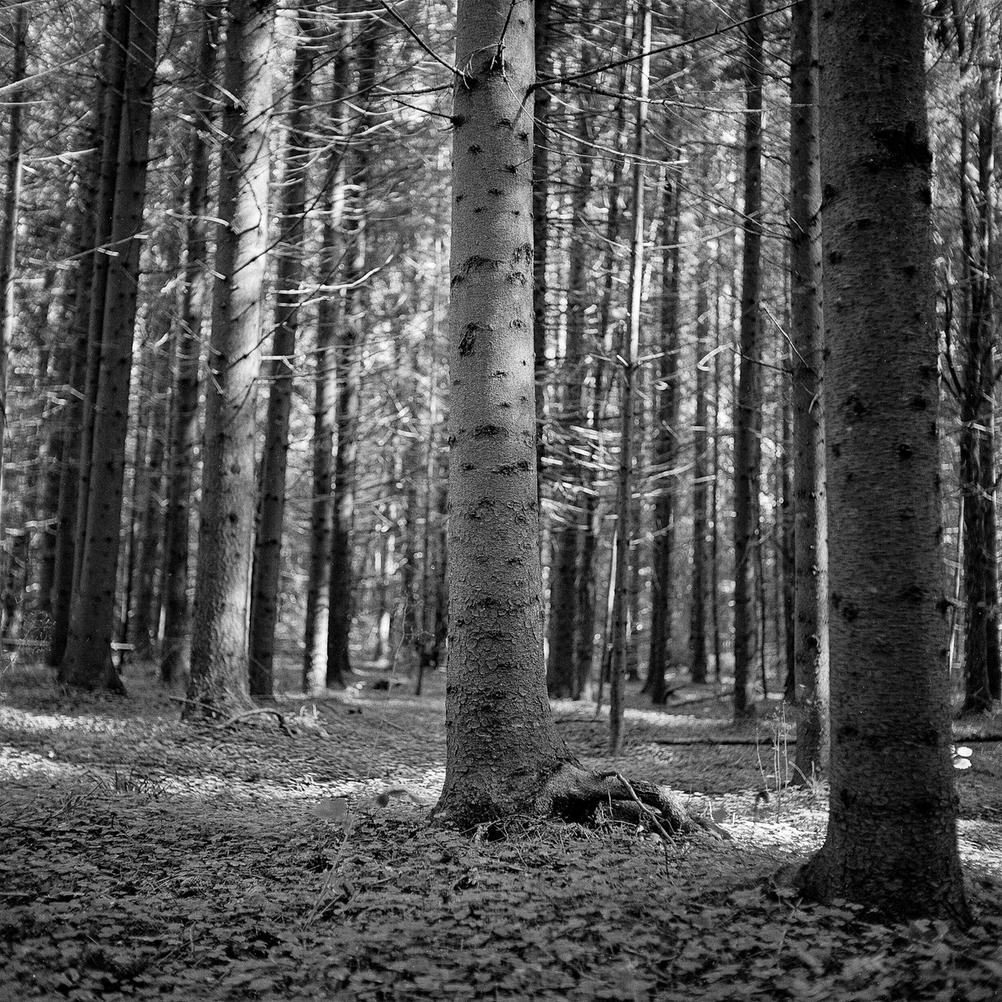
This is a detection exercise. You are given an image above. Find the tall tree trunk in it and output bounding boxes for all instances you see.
[732,0,764,720]
[327,22,379,689]
[249,7,316,696]
[49,1,126,666]
[185,0,276,716]
[546,52,593,698]
[610,3,652,754]
[60,0,160,691]
[436,0,568,825]
[303,30,349,695]
[689,251,711,685]
[161,5,217,685]
[790,0,829,780]
[648,169,681,704]
[0,0,26,561]
[800,0,969,922]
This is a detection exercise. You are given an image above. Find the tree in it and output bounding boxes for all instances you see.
[186,0,276,716]
[161,6,217,685]
[249,3,317,696]
[789,0,829,781]
[732,0,764,720]
[799,0,969,921]
[59,0,160,691]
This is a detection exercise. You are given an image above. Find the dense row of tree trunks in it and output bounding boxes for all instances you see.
[801,0,968,922]
[732,0,765,721]
[185,0,277,716]
[60,0,160,691]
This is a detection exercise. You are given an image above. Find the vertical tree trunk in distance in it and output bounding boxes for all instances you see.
[648,168,681,704]
[60,0,160,691]
[49,1,127,667]
[186,0,276,717]
[732,0,764,720]
[611,3,652,754]
[249,6,316,696]
[303,30,349,695]
[327,22,379,690]
[0,0,27,559]
[800,0,969,922]
[789,0,829,781]
[546,51,593,699]
[161,5,217,685]
[689,252,711,685]
[435,0,569,825]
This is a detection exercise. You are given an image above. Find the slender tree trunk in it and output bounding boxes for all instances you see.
[732,0,764,720]
[327,23,379,688]
[186,0,276,716]
[249,7,316,696]
[800,0,969,922]
[303,31,349,694]
[436,0,568,825]
[690,252,711,685]
[648,168,681,704]
[789,0,829,778]
[60,0,160,691]
[611,3,652,754]
[161,6,217,685]
[49,2,125,666]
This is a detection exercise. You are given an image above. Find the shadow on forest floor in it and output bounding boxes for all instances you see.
[2,658,1002,1001]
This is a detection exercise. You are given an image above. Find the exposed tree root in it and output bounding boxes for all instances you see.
[537,762,731,840]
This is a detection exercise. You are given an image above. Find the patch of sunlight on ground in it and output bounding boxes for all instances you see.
[0,745,94,782]
[0,705,152,735]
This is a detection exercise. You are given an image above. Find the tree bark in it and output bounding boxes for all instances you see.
[60,0,160,691]
[249,5,316,696]
[789,0,829,781]
[186,0,276,717]
[732,0,764,720]
[800,0,969,922]
[161,5,217,685]
[436,0,569,825]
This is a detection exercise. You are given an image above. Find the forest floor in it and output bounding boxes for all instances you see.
[2,657,1002,1001]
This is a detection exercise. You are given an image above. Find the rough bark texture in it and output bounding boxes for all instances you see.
[161,5,216,685]
[789,0,830,781]
[732,0,764,720]
[186,0,276,716]
[249,9,315,696]
[800,0,969,922]
[60,0,159,692]
[436,0,568,826]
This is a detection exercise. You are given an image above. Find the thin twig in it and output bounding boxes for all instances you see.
[613,772,676,846]
[375,0,457,77]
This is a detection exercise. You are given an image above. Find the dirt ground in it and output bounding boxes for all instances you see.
[2,657,1002,1001]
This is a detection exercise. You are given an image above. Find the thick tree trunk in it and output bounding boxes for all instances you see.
[789,0,829,780]
[60,0,160,691]
[800,0,969,922]
[436,0,569,826]
[249,9,316,696]
[732,0,764,720]
[161,6,216,686]
[186,0,276,717]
